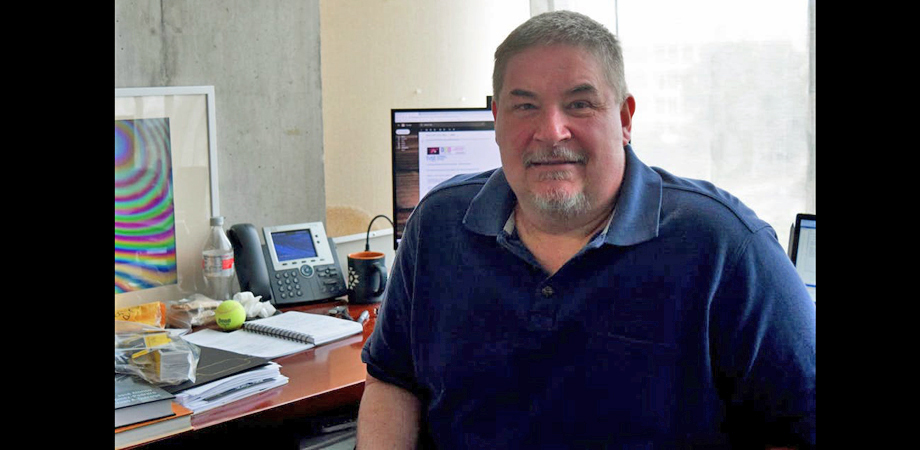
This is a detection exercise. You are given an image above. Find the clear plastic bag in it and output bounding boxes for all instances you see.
[166,294,222,329]
[115,320,199,385]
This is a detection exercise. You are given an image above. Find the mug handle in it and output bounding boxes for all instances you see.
[372,263,388,296]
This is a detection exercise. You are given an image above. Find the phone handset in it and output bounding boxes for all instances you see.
[228,223,273,302]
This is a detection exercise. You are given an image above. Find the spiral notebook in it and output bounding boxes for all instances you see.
[184,311,364,359]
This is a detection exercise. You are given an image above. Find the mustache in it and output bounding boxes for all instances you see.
[523,147,588,168]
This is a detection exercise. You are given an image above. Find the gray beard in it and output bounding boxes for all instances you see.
[529,185,592,219]
[521,147,592,219]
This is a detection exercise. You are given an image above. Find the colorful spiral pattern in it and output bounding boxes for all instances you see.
[115,118,178,293]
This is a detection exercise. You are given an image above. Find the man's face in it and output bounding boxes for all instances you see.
[492,44,634,220]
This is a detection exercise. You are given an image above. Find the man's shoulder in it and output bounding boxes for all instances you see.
[400,168,504,246]
[416,169,498,210]
[427,170,495,195]
[653,167,771,235]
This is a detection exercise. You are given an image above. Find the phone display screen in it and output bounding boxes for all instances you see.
[271,229,319,262]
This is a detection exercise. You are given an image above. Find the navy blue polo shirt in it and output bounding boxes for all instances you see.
[362,145,816,449]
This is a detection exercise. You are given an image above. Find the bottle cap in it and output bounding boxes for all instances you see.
[210,216,225,226]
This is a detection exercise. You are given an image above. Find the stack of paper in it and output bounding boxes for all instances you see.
[174,362,288,414]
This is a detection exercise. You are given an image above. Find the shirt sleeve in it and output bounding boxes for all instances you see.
[710,226,817,449]
[361,212,422,395]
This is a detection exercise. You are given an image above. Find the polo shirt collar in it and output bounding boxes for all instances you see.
[605,144,662,246]
[462,169,517,235]
[463,144,661,247]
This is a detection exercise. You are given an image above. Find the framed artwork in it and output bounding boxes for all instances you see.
[115,86,220,308]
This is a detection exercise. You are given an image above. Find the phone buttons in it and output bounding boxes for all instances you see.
[300,264,315,278]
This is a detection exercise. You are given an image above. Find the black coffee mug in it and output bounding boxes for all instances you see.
[347,251,387,304]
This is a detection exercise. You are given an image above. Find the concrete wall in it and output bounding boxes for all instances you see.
[115,0,326,232]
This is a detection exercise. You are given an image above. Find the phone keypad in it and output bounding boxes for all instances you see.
[274,271,304,300]
[273,264,345,300]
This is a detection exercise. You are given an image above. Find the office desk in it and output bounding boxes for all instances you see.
[130,299,377,449]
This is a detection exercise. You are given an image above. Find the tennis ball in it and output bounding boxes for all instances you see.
[215,300,246,331]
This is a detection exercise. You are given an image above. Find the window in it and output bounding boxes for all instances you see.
[549,0,816,251]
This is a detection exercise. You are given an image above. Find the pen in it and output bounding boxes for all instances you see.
[357,310,369,325]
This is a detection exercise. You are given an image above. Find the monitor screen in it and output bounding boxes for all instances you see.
[790,214,816,303]
[271,229,319,262]
[391,108,501,249]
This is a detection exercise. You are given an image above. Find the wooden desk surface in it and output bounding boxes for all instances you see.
[130,298,378,448]
[190,300,377,429]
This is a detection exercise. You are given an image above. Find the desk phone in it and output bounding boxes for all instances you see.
[228,222,347,306]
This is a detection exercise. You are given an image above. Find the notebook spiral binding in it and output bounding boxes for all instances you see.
[243,322,315,345]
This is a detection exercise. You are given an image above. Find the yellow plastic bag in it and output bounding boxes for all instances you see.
[115,301,167,328]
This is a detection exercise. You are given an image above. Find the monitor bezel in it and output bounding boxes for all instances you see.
[789,213,816,266]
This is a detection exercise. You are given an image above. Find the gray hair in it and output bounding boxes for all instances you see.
[493,10,629,104]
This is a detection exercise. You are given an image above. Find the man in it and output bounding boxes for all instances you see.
[358,10,815,449]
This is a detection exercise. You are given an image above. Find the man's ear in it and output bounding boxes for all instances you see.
[620,95,636,146]
[491,99,501,144]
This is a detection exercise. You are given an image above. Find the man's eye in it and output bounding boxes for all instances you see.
[513,103,537,111]
[569,100,592,109]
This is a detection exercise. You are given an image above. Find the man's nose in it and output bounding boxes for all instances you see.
[533,107,572,144]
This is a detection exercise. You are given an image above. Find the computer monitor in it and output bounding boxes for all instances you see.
[789,213,816,303]
[391,107,501,249]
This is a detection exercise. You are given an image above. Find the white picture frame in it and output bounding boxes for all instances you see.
[115,86,220,309]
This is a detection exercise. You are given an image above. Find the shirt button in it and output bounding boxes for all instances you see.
[541,285,554,297]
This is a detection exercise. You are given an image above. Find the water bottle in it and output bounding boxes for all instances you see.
[202,216,236,300]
